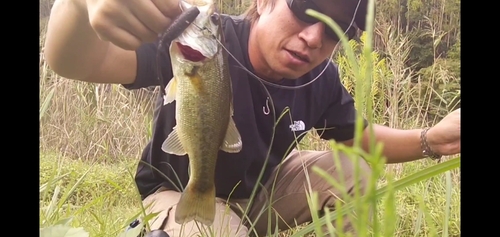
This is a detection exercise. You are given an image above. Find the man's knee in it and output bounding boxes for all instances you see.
[141,188,248,237]
[314,150,372,196]
[314,151,373,233]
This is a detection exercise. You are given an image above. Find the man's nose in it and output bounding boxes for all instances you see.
[298,22,325,48]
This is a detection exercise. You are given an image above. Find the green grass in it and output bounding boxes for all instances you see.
[39,151,460,237]
[40,152,142,237]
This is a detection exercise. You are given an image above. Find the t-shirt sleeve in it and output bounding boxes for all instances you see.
[313,67,368,142]
[121,42,174,90]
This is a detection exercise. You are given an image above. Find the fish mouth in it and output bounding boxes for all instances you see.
[177,42,207,62]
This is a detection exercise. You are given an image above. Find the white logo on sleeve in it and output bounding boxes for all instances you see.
[289,120,305,132]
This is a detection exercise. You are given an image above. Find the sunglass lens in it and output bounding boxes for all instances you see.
[290,0,319,24]
[288,0,355,41]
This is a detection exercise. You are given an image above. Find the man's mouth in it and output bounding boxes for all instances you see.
[287,50,310,63]
[177,42,206,62]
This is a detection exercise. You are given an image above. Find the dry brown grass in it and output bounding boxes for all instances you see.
[40,20,158,163]
[40,64,158,163]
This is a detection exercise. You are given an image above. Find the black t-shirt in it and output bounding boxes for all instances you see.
[123,14,365,200]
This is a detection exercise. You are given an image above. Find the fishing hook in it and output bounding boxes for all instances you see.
[263,97,270,115]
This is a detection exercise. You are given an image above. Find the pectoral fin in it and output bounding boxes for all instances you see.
[163,77,177,105]
[161,126,187,156]
[220,117,242,153]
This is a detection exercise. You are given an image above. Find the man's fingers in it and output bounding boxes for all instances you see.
[103,27,143,51]
[90,15,145,50]
[131,0,173,34]
[122,13,161,43]
[86,0,183,50]
[151,0,182,19]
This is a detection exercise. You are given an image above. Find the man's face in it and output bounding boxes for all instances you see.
[250,0,350,80]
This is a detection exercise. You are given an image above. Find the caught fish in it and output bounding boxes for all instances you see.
[161,0,243,226]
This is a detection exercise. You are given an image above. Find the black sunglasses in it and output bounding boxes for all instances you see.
[286,0,356,41]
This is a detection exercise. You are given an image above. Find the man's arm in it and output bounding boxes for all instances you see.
[342,109,461,164]
[342,125,424,163]
[44,0,138,84]
[44,0,179,84]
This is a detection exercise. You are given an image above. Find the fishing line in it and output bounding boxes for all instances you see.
[156,0,361,115]
[209,0,362,90]
[156,0,361,93]
[184,0,363,134]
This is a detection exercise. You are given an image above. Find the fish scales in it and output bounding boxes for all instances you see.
[174,53,231,188]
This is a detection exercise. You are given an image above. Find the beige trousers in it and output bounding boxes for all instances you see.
[141,149,372,237]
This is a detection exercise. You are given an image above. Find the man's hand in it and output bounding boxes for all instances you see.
[427,108,461,156]
[86,0,182,50]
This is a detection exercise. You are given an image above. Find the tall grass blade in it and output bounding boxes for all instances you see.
[45,185,62,223]
[306,190,324,237]
[323,207,337,236]
[40,86,55,121]
[40,172,69,193]
[413,205,424,237]
[382,173,396,237]
[422,195,438,237]
[58,166,93,210]
[443,170,452,237]
[40,224,89,237]
[55,217,74,226]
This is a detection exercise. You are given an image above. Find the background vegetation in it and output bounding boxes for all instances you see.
[40,0,460,236]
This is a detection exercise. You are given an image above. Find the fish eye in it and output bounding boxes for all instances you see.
[210,13,220,24]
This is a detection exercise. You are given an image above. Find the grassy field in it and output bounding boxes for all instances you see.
[39,151,460,237]
[39,4,460,237]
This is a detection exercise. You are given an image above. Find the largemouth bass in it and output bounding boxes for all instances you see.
[161,0,243,226]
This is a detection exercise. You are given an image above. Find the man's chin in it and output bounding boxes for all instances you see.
[280,66,310,80]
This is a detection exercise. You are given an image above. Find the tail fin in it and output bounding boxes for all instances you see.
[174,183,216,226]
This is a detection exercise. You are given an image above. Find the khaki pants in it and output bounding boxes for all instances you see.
[141,149,372,237]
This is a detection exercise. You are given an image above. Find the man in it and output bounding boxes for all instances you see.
[44,0,461,236]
